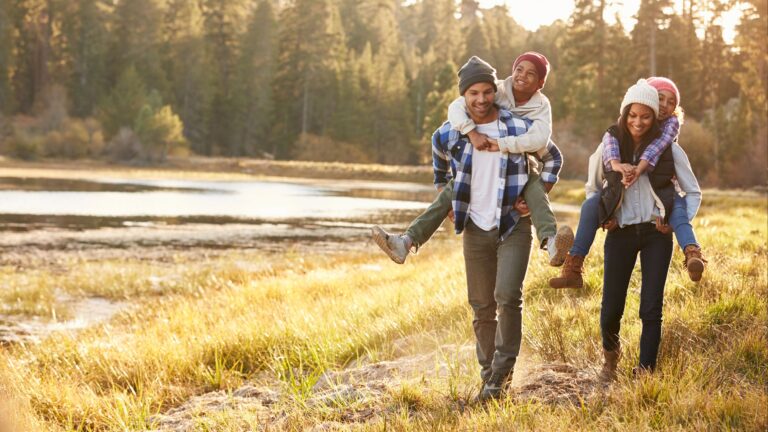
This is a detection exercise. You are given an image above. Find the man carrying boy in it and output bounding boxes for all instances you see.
[424,57,562,401]
[373,52,572,267]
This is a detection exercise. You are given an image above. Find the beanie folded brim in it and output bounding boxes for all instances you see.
[460,74,497,95]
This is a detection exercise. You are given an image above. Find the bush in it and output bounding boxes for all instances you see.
[4,129,43,160]
[42,120,103,159]
[293,133,373,164]
[134,105,188,162]
[104,127,142,161]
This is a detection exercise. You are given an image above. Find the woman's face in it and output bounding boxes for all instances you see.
[626,103,655,141]
[657,90,677,121]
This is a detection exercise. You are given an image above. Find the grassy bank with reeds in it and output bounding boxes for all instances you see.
[0,169,765,431]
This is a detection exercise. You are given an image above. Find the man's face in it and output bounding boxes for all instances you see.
[511,60,541,95]
[464,82,496,119]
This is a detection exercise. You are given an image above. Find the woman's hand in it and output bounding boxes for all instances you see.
[514,196,531,217]
[602,218,618,231]
[655,217,672,234]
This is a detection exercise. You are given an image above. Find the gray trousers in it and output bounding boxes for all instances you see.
[463,217,532,380]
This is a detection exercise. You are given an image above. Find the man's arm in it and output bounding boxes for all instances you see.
[432,128,451,189]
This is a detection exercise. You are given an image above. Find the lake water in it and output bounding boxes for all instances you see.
[0,177,433,221]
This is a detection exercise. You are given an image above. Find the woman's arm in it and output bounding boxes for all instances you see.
[671,143,701,220]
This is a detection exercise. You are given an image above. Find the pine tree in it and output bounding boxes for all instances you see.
[98,66,147,139]
[60,0,108,117]
[235,0,277,156]
[0,0,14,113]
[111,0,167,97]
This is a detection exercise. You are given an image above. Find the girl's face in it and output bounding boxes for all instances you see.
[626,103,655,141]
[511,60,541,95]
[657,89,677,120]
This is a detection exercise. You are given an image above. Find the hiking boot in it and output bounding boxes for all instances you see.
[371,226,410,264]
[632,365,653,378]
[546,225,574,267]
[683,245,706,282]
[476,370,512,403]
[548,253,585,289]
[599,348,622,382]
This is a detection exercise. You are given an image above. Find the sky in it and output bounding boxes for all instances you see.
[478,0,743,43]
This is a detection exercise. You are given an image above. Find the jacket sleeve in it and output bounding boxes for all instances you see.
[432,128,451,189]
[533,139,562,184]
[447,97,475,135]
[601,131,620,171]
[671,143,701,220]
[586,143,605,199]
[641,116,680,168]
[497,96,552,154]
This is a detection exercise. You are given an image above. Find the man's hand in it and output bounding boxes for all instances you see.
[543,182,554,193]
[514,196,531,217]
[448,209,455,223]
[602,218,618,231]
[655,216,672,234]
[467,129,489,151]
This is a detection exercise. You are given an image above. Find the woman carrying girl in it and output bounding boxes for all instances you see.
[549,77,706,290]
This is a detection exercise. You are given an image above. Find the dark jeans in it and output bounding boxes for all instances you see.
[601,223,673,370]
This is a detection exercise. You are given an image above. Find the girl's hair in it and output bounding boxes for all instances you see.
[616,103,661,162]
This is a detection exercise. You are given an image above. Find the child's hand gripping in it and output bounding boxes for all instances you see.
[467,130,500,152]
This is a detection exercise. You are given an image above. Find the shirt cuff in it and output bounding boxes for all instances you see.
[540,172,558,184]
[458,121,476,135]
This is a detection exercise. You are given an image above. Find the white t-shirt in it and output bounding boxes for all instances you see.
[469,120,503,231]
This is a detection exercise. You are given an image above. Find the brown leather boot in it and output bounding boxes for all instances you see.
[683,245,706,282]
[548,253,585,288]
[599,347,622,381]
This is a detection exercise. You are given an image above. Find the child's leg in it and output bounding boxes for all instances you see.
[670,196,698,251]
[404,179,454,248]
[522,174,556,246]
[570,194,601,257]
[549,193,599,289]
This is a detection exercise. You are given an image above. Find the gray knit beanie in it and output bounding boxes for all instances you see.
[620,79,659,118]
[458,56,497,95]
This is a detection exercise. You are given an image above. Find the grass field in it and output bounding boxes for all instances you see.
[0,160,766,431]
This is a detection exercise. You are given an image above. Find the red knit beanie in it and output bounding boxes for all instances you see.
[647,77,680,109]
[512,51,550,88]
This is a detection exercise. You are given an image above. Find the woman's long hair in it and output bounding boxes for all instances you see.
[615,103,662,163]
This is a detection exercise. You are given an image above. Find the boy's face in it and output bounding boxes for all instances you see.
[626,103,655,141]
[464,82,496,120]
[657,90,677,120]
[511,60,541,95]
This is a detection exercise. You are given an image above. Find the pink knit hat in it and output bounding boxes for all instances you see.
[647,77,680,108]
[513,51,550,88]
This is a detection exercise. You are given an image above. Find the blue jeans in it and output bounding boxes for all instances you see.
[570,194,698,257]
[670,195,698,251]
[570,194,600,257]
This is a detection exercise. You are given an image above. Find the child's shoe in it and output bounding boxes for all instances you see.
[546,225,574,266]
[548,253,584,288]
[683,245,706,282]
[371,226,410,264]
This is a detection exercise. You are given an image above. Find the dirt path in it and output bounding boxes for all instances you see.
[147,338,602,431]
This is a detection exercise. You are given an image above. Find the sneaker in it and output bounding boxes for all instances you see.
[547,225,574,267]
[371,226,409,264]
[476,370,512,403]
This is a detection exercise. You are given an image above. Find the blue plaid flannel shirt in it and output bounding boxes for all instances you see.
[432,109,563,241]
